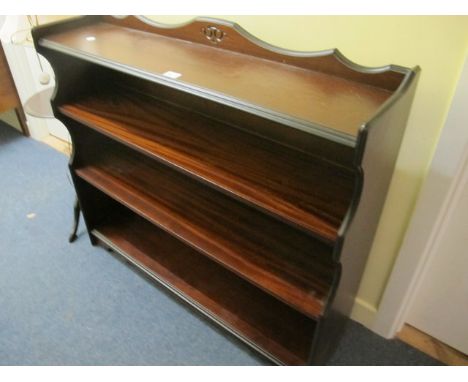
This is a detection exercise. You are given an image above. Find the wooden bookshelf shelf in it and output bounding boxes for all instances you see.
[93,207,316,365]
[59,87,355,243]
[41,20,394,139]
[73,137,336,318]
[33,15,419,365]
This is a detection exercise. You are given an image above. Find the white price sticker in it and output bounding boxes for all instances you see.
[162,71,182,79]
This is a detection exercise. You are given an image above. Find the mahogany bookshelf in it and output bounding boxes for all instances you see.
[33,16,419,365]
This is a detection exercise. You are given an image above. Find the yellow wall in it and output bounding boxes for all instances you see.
[146,16,468,324]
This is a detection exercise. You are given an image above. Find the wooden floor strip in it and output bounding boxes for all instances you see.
[398,324,468,366]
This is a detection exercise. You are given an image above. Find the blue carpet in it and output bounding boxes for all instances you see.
[0,122,442,366]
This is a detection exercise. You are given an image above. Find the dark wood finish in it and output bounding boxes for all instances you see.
[334,69,420,324]
[111,70,357,168]
[59,86,355,243]
[73,134,335,318]
[14,107,29,135]
[42,21,393,138]
[93,206,316,365]
[0,43,29,136]
[32,16,419,365]
[104,16,406,92]
[0,45,18,112]
[68,196,80,242]
[309,69,420,364]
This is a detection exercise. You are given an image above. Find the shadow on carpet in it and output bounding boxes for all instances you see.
[0,122,442,366]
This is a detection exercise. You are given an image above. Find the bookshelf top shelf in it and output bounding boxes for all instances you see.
[38,16,411,145]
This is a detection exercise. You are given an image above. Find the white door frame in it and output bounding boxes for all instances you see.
[372,54,468,338]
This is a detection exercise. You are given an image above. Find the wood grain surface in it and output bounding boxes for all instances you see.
[45,22,392,136]
[33,15,417,365]
[0,45,20,112]
[60,87,356,243]
[74,135,336,318]
[95,207,316,365]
